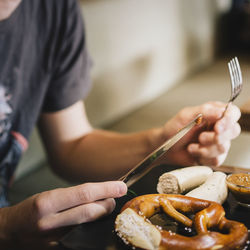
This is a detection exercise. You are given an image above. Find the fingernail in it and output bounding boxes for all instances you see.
[118,182,127,195]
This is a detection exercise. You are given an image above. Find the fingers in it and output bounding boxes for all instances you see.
[186,101,241,166]
[6,181,127,241]
[37,181,127,214]
[198,151,228,166]
[31,181,127,232]
[188,141,231,166]
[38,198,116,230]
[181,102,225,122]
[198,102,225,121]
[185,101,240,125]
[198,122,240,145]
[214,103,241,134]
[188,140,231,158]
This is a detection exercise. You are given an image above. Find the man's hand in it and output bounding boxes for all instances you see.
[0,181,127,249]
[162,101,241,166]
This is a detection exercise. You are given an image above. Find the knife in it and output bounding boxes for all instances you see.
[119,114,203,187]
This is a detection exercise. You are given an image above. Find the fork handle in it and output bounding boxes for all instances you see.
[222,101,232,118]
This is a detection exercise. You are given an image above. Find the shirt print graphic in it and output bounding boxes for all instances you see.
[0,85,16,208]
[0,85,12,138]
[0,84,28,207]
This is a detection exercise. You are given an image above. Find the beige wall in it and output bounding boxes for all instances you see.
[81,0,229,127]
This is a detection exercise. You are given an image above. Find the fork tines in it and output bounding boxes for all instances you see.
[228,57,243,102]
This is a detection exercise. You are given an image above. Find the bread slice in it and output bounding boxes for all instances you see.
[115,208,161,250]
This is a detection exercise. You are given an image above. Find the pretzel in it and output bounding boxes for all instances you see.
[115,194,248,250]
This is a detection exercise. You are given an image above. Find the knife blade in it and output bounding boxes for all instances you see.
[119,114,203,187]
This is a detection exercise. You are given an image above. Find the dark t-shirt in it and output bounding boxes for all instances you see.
[0,0,92,207]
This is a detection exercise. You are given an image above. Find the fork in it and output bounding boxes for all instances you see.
[225,57,243,114]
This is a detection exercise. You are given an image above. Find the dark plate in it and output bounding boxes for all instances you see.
[60,165,250,250]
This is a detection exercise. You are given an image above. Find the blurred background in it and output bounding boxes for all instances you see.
[10,0,250,203]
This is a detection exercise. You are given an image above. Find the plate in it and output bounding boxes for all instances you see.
[60,164,250,250]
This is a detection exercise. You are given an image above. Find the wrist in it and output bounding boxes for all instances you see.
[146,127,166,152]
[0,207,14,241]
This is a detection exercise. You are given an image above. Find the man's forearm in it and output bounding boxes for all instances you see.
[49,128,164,182]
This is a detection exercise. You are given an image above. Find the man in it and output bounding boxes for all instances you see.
[0,0,241,249]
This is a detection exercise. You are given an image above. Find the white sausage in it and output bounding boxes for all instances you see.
[185,171,228,204]
[157,166,213,194]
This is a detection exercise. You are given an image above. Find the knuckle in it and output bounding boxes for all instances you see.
[178,108,191,123]
[79,206,95,223]
[77,184,93,202]
[199,132,212,144]
[218,141,230,154]
[201,103,211,113]
[32,193,48,216]
[199,147,208,157]
[218,144,226,154]
[198,133,205,143]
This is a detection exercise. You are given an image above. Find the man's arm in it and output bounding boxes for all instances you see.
[38,101,162,182]
[38,100,241,183]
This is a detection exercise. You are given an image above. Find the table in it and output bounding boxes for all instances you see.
[60,164,250,250]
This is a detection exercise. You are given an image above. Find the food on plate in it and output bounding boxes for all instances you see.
[157,166,228,204]
[157,166,213,194]
[226,173,250,206]
[185,171,228,204]
[115,194,248,250]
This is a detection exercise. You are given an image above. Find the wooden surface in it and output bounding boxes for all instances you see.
[212,165,250,174]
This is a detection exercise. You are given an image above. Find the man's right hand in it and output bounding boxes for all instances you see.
[0,181,127,249]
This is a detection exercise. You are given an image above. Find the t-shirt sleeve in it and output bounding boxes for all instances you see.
[42,0,92,112]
